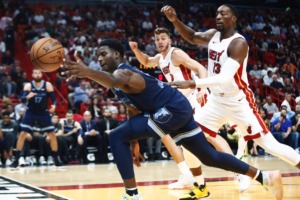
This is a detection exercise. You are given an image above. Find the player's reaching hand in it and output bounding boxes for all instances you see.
[129,41,138,51]
[161,5,178,22]
[170,80,195,89]
[61,51,89,81]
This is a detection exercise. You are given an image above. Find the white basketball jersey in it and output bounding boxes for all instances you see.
[158,47,195,97]
[207,32,249,96]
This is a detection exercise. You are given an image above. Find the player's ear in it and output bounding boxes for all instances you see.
[232,16,237,23]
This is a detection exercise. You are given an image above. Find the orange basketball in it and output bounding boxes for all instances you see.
[30,37,65,72]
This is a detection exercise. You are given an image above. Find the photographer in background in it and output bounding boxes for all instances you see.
[271,109,299,150]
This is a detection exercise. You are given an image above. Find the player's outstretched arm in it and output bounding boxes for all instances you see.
[62,51,146,94]
[161,5,216,45]
[129,41,160,68]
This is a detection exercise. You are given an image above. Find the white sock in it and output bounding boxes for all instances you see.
[178,161,193,178]
[194,174,205,185]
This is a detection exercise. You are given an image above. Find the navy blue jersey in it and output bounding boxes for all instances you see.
[63,120,75,134]
[27,81,49,112]
[111,63,178,112]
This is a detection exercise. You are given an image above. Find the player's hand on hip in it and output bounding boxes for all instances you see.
[27,92,37,99]
[170,80,195,89]
[129,41,138,51]
[61,51,89,81]
[196,89,206,104]
[49,105,56,114]
[161,5,177,22]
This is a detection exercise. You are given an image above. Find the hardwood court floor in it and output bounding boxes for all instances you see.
[1,155,299,200]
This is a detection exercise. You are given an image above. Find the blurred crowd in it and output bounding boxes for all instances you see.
[0,0,299,167]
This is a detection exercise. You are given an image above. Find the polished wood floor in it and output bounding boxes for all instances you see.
[1,155,299,200]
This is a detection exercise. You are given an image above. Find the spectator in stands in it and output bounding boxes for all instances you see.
[78,110,102,163]
[271,105,295,123]
[275,47,286,66]
[1,74,17,97]
[60,110,82,163]
[271,109,299,150]
[0,36,6,53]
[263,70,273,86]
[270,74,284,90]
[291,113,300,153]
[3,21,14,54]
[281,92,293,111]
[249,64,262,79]
[263,96,278,116]
[73,80,91,111]
[146,136,162,161]
[1,50,14,66]
[283,78,295,94]
[97,108,119,162]
[88,55,102,71]
[33,10,45,24]
[89,96,102,121]
[1,111,18,167]
[116,104,127,124]
[282,58,297,76]
[51,113,65,165]
[67,78,80,109]
[103,98,118,114]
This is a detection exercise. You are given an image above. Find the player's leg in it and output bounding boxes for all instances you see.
[10,130,28,167]
[108,114,155,199]
[180,131,283,200]
[254,133,300,169]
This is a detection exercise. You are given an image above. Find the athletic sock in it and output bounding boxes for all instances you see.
[126,188,138,196]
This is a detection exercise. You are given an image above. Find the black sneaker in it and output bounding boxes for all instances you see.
[10,160,19,168]
[54,158,63,167]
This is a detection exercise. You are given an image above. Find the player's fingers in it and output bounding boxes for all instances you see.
[74,51,84,63]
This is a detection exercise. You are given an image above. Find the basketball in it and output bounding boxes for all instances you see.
[30,37,65,72]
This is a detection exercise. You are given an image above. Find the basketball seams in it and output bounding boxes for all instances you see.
[30,37,64,72]
[37,46,64,64]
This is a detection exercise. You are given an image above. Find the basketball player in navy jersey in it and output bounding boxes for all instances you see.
[61,39,282,200]
[11,69,62,167]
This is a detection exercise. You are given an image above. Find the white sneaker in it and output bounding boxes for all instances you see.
[168,175,194,190]
[47,156,54,166]
[31,156,37,166]
[262,170,283,200]
[39,156,47,166]
[25,157,31,166]
[5,159,12,166]
[235,173,251,192]
[121,193,142,200]
[19,157,25,167]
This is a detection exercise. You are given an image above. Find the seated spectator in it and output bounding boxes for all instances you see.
[78,111,102,163]
[88,55,102,71]
[263,96,278,115]
[60,110,83,164]
[281,92,293,111]
[1,75,17,97]
[103,98,118,114]
[74,80,91,111]
[270,74,284,90]
[116,104,127,124]
[89,97,102,121]
[1,111,18,167]
[270,105,295,123]
[51,113,67,165]
[271,109,299,150]
[263,70,273,86]
[249,64,262,79]
[97,109,119,162]
[146,136,162,161]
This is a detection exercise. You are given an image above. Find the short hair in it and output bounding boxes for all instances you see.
[154,27,171,37]
[67,110,73,115]
[222,4,238,19]
[2,111,10,117]
[99,39,124,58]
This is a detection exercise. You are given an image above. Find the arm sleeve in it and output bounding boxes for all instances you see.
[194,57,240,88]
[21,90,29,102]
[48,91,57,106]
